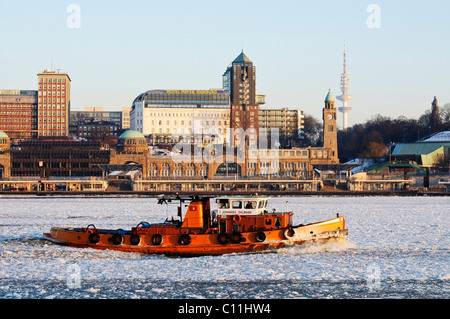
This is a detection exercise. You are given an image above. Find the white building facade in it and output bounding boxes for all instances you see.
[130,90,231,142]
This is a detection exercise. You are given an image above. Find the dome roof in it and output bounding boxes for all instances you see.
[0,130,9,139]
[119,130,145,139]
[325,89,335,102]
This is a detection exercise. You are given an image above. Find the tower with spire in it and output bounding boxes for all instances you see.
[430,96,441,131]
[337,41,354,131]
[223,50,256,106]
[323,89,339,163]
[223,51,259,145]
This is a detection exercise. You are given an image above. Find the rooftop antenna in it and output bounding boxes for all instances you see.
[343,40,347,74]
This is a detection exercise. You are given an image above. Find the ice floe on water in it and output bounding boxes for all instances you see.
[0,195,448,299]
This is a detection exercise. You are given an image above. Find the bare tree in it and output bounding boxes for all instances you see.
[302,114,322,146]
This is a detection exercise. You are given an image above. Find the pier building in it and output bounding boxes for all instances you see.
[0,130,11,178]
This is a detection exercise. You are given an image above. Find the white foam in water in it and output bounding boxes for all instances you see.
[279,238,357,255]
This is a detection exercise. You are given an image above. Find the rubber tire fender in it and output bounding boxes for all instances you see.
[255,231,266,242]
[178,234,191,246]
[217,233,230,245]
[284,227,296,239]
[151,234,163,246]
[111,233,123,245]
[130,234,141,246]
[88,232,101,244]
[230,232,243,244]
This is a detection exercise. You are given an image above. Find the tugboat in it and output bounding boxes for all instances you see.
[44,195,348,257]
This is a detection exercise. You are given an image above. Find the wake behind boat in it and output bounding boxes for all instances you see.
[44,195,348,257]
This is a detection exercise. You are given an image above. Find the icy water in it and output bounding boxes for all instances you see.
[0,196,448,299]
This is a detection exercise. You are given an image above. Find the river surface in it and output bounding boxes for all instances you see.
[0,196,448,299]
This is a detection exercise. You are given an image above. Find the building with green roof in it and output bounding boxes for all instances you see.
[392,141,450,167]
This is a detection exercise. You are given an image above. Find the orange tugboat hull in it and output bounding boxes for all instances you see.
[43,217,348,257]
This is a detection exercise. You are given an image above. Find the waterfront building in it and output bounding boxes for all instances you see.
[0,90,38,139]
[258,108,305,147]
[10,137,110,177]
[70,107,123,128]
[130,89,230,143]
[69,120,120,140]
[1,91,341,192]
[70,107,123,140]
[392,131,450,168]
[223,52,260,143]
[115,90,338,181]
[109,130,150,178]
[0,130,11,178]
[121,107,131,130]
[37,69,71,137]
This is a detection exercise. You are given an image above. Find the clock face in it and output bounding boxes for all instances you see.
[327,114,333,120]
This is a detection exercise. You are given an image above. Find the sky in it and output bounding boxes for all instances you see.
[0,0,449,128]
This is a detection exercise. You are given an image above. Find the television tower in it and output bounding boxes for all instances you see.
[337,41,354,131]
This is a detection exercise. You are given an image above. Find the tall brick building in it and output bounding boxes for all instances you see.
[223,51,260,146]
[0,90,38,139]
[37,69,71,137]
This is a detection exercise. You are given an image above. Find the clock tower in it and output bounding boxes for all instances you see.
[323,90,339,163]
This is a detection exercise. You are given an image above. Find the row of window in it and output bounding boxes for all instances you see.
[38,125,66,129]
[0,118,36,123]
[0,104,37,109]
[147,127,231,135]
[40,118,66,123]
[154,169,208,177]
[151,119,228,126]
[39,85,66,90]
[78,126,118,131]
[123,139,146,145]
[143,93,229,102]
[247,150,310,157]
[140,111,229,118]
[39,91,65,96]
[38,78,67,83]
[0,111,38,116]
[0,124,36,129]
[38,99,66,103]
[39,112,66,116]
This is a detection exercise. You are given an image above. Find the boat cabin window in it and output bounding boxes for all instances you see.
[216,197,269,215]
[232,201,242,209]
[217,199,230,209]
[244,201,256,209]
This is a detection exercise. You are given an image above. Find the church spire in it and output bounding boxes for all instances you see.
[430,96,441,131]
